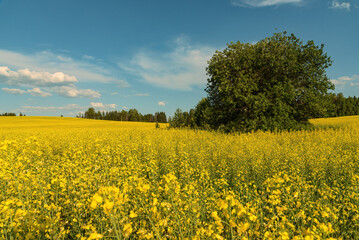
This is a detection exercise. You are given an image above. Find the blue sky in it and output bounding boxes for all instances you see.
[0,0,358,117]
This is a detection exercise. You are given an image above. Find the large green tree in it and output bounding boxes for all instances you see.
[206,32,334,132]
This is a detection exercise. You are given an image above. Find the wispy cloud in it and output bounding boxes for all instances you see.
[2,87,27,95]
[28,88,52,97]
[331,74,359,86]
[21,102,116,114]
[230,0,302,7]
[330,1,351,10]
[0,49,128,86]
[90,102,117,109]
[52,85,101,99]
[124,93,150,97]
[120,36,215,91]
[22,104,84,111]
[134,93,150,97]
[2,84,98,98]
[3,87,52,97]
[158,101,166,106]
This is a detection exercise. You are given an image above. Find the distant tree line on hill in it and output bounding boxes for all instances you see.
[78,108,167,123]
[169,93,359,130]
[0,112,25,116]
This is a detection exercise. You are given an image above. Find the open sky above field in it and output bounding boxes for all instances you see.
[0,0,358,117]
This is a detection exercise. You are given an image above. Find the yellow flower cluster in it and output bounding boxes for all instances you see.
[1,116,359,239]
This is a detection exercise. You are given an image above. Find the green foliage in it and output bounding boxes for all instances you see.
[205,32,334,132]
[327,93,359,117]
[81,108,167,123]
[169,108,186,128]
[169,108,197,128]
[194,98,212,129]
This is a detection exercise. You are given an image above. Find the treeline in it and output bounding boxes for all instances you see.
[329,93,359,117]
[0,112,25,116]
[169,93,359,129]
[78,108,167,123]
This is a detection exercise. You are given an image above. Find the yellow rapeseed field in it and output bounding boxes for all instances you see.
[1,116,359,239]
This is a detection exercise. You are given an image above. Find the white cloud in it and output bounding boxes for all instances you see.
[331,74,359,86]
[107,104,117,108]
[111,92,118,96]
[82,55,96,61]
[90,102,104,108]
[231,0,302,7]
[2,82,97,98]
[2,87,26,95]
[122,106,128,110]
[124,93,150,97]
[330,79,346,85]
[52,85,101,98]
[135,93,150,97]
[330,1,351,10]
[0,66,100,99]
[21,102,116,114]
[121,36,215,91]
[158,101,166,106]
[338,76,354,81]
[0,66,77,87]
[28,88,52,97]
[0,49,128,86]
[22,104,83,111]
[90,102,117,109]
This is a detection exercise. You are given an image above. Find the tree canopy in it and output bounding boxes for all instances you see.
[205,32,334,132]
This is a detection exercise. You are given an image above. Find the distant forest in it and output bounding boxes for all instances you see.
[0,112,25,116]
[330,93,359,117]
[77,107,167,123]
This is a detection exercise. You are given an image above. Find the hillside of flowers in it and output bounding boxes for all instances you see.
[1,116,359,239]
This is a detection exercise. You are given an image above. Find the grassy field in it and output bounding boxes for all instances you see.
[1,116,359,239]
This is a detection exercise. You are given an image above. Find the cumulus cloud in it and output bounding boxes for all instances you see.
[90,102,117,109]
[90,102,104,108]
[121,36,215,91]
[330,1,351,10]
[0,49,128,86]
[158,101,166,106]
[52,85,101,98]
[331,74,359,86]
[0,66,77,87]
[231,0,302,7]
[0,66,100,99]
[2,87,26,95]
[27,88,52,97]
[338,76,355,81]
[3,87,52,97]
[107,104,117,108]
